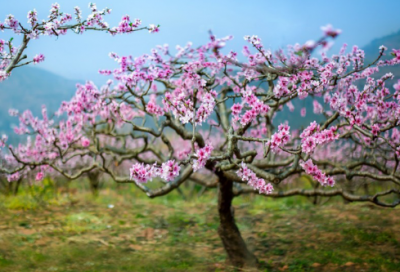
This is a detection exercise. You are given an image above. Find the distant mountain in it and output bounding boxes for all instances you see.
[362,30,400,86]
[363,30,400,61]
[0,67,80,141]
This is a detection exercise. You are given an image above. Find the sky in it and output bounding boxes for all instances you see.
[1,0,400,84]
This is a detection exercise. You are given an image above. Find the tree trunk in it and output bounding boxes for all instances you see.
[87,172,101,197]
[217,172,258,268]
[13,178,22,196]
[0,178,22,196]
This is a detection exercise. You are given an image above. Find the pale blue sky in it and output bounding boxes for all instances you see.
[1,0,400,83]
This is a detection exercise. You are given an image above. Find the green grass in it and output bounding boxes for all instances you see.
[0,181,399,271]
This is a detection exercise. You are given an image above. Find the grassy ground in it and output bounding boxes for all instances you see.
[0,180,399,271]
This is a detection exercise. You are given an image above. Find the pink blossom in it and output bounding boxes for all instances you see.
[300,159,335,187]
[81,137,90,147]
[302,136,316,154]
[301,107,306,117]
[130,163,155,183]
[130,160,181,183]
[36,172,45,181]
[371,124,380,136]
[321,24,341,38]
[7,172,20,182]
[269,124,290,152]
[4,14,18,29]
[193,144,213,171]
[237,162,274,195]
[301,123,339,154]
[231,103,243,115]
[160,160,180,181]
[286,101,295,112]
[148,24,160,33]
[27,9,38,26]
[313,100,323,114]
[33,54,45,64]
[259,183,274,194]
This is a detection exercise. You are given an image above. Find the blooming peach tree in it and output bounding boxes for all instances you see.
[1,23,400,268]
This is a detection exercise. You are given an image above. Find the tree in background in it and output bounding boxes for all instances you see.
[1,17,400,268]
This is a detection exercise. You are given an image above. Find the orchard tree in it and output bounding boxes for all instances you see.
[0,2,159,81]
[2,24,400,268]
[0,1,157,195]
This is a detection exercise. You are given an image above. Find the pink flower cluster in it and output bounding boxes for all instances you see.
[231,103,243,115]
[146,95,164,116]
[27,9,38,26]
[195,92,216,125]
[313,100,323,114]
[371,124,380,136]
[163,75,218,125]
[193,144,213,171]
[7,172,20,182]
[237,162,274,194]
[242,34,272,66]
[320,24,342,38]
[160,160,181,181]
[113,15,142,34]
[394,79,400,100]
[231,86,270,126]
[33,54,45,64]
[273,77,292,98]
[4,14,18,30]
[130,163,155,183]
[130,160,180,183]
[81,137,90,147]
[85,3,111,29]
[0,71,8,81]
[300,159,335,187]
[268,124,290,152]
[36,172,45,181]
[244,35,262,47]
[98,69,112,75]
[300,121,339,154]
[148,24,160,34]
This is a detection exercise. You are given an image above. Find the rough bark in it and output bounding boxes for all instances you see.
[217,172,258,268]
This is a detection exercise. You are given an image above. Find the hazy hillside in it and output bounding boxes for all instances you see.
[0,67,80,139]
[362,29,400,88]
[363,30,400,60]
